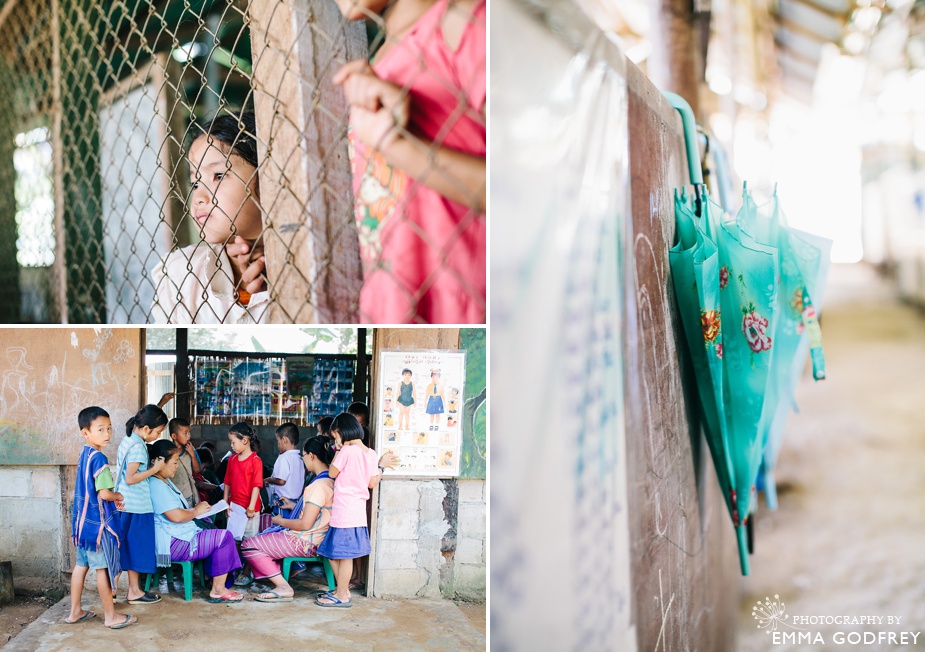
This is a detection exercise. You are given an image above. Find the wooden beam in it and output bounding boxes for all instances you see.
[0,0,18,31]
[648,0,704,115]
[248,0,365,324]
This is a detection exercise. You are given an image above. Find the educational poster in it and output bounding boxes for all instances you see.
[377,350,466,477]
[306,358,354,424]
[286,356,314,397]
[194,359,232,417]
[193,355,355,424]
[194,357,284,419]
[230,358,272,417]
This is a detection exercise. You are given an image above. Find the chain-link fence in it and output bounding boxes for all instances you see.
[0,0,486,325]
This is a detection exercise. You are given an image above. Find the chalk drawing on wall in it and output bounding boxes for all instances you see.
[0,329,140,465]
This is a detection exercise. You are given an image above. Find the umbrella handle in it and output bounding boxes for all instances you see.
[663,92,704,187]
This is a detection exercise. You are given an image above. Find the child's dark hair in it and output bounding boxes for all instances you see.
[347,402,370,425]
[78,406,109,430]
[229,422,257,452]
[198,447,214,466]
[126,404,168,436]
[316,416,334,437]
[402,368,412,375]
[275,422,299,447]
[148,439,180,464]
[303,435,336,466]
[169,417,190,435]
[190,112,259,170]
[200,441,216,452]
[331,413,364,444]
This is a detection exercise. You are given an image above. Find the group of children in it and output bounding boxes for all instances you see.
[70,402,384,627]
[152,0,486,325]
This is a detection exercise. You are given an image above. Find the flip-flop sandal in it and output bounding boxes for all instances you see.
[206,592,244,603]
[127,592,162,604]
[108,614,137,630]
[315,590,334,599]
[233,575,254,587]
[64,611,96,624]
[255,590,294,603]
[315,594,352,608]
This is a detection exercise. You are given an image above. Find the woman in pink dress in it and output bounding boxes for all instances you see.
[333,0,486,324]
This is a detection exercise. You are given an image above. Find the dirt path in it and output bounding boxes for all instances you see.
[738,264,925,650]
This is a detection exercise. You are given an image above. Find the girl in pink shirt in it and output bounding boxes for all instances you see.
[314,413,381,608]
[333,0,486,324]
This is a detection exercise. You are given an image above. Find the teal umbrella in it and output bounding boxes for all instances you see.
[739,189,831,509]
[666,93,784,575]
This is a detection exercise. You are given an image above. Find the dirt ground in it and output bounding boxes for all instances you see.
[3,571,485,651]
[737,264,925,651]
[0,594,59,648]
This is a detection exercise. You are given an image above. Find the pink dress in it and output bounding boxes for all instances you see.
[350,0,486,324]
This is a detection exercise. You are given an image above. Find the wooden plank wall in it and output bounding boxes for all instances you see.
[623,62,739,651]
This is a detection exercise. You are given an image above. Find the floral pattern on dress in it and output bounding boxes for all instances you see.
[349,131,408,267]
[719,265,729,289]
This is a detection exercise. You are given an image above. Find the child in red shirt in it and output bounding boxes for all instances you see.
[223,422,263,541]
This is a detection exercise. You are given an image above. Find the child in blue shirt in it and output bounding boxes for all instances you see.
[68,406,136,629]
[114,404,168,605]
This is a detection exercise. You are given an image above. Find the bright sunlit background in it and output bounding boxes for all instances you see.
[580,0,925,274]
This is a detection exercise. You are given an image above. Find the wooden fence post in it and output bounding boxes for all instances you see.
[249,0,366,323]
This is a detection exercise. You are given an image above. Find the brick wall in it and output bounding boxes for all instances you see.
[0,467,68,588]
[372,478,486,600]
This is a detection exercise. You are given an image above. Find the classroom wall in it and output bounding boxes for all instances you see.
[369,328,486,601]
[622,63,740,651]
[0,466,69,587]
[0,328,143,589]
[373,478,486,601]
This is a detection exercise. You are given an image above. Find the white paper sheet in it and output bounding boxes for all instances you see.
[226,503,248,540]
[199,499,228,520]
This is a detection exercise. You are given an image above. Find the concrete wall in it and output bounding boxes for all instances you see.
[0,466,69,589]
[372,478,485,601]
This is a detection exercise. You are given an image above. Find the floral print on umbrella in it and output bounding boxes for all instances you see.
[701,309,721,343]
[742,303,772,353]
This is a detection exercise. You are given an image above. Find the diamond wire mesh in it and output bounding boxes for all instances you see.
[0,0,486,324]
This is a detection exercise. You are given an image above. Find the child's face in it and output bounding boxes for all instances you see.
[138,424,166,442]
[402,372,412,383]
[331,429,343,448]
[228,432,248,454]
[188,137,263,245]
[171,426,191,447]
[81,416,113,450]
[276,435,291,452]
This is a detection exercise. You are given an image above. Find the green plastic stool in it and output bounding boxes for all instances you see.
[281,556,335,591]
[144,560,206,601]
